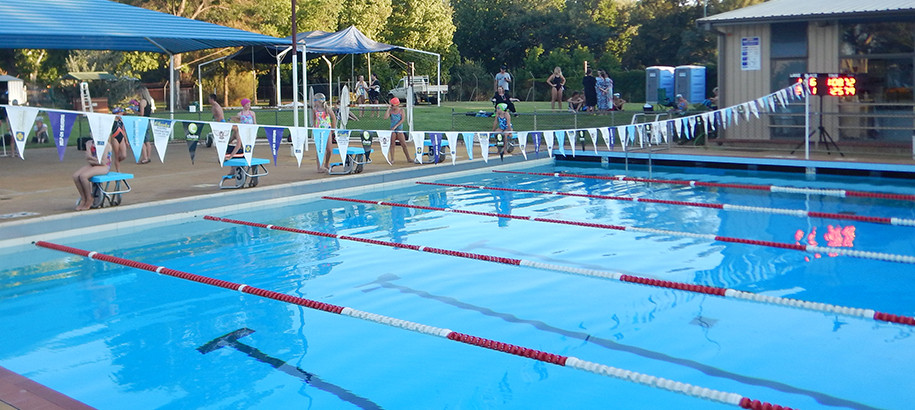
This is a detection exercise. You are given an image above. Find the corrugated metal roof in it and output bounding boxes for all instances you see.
[699,0,915,25]
[0,0,288,54]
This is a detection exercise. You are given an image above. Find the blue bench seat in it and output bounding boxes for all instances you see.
[329,147,373,175]
[87,172,133,208]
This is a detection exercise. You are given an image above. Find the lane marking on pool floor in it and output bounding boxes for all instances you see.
[416,181,915,227]
[331,192,915,265]
[33,240,796,410]
[201,215,915,327]
[493,170,915,203]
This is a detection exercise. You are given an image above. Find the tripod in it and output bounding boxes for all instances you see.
[791,95,844,157]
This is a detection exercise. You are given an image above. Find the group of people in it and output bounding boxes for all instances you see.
[545,66,625,113]
[73,87,155,210]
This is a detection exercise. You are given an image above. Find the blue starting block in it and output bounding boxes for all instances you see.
[329,147,373,175]
[85,172,133,208]
[420,139,451,164]
[220,158,270,189]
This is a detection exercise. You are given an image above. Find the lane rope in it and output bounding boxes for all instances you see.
[492,170,915,203]
[412,180,915,227]
[205,214,915,327]
[409,184,915,265]
[33,240,794,410]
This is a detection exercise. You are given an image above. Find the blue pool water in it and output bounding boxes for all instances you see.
[2,162,915,409]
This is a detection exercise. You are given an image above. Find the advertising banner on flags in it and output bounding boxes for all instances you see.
[461,132,475,160]
[444,132,459,164]
[313,128,331,167]
[150,119,173,163]
[411,131,425,162]
[601,127,614,151]
[121,116,149,163]
[85,112,117,164]
[210,122,234,166]
[263,126,286,165]
[478,133,490,163]
[236,124,259,166]
[532,132,542,156]
[182,121,205,164]
[290,127,308,166]
[429,133,443,164]
[46,110,78,161]
[336,130,351,164]
[360,131,373,160]
[377,130,393,165]
[4,106,40,159]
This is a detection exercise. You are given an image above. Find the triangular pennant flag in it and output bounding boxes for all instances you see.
[313,128,330,167]
[567,130,576,157]
[478,133,490,163]
[742,103,752,120]
[587,128,598,154]
[553,131,564,156]
[236,124,258,166]
[85,112,117,164]
[377,130,393,165]
[749,101,760,118]
[532,131,542,156]
[47,110,79,161]
[674,117,683,138]
[461,132,475,160]
[429,133,443,164]
[411,131,425,162]
[149,119,173,163]
[336,129,351,164]
[636,124,645,148]
[291,127,308,167]
[601,127,614,151]
[702,114,710,136]
[517,131,529,160]
[186,140,198,164]
[767,95,776,112]
[121,116,149,163]
[545,130,556,157]
[360,130,373,159]
[4,106,40,159]
[444,132,459,164]
[263,126,285,165]
[210,122,235,166]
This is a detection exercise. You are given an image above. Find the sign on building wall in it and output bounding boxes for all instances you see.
[740,37,761,71]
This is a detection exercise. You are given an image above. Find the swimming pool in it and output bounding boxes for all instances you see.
[2,161,914,409]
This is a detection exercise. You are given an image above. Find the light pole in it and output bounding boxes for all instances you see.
[291,0,299,127]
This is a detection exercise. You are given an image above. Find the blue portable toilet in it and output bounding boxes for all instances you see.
[674,65,706,103]
[645,66,675,104]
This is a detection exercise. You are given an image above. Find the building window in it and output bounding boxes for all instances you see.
[770,23,808,139]
[841,22,915,103]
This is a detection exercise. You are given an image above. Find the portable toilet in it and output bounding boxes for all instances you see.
[674,65,706,104]
[645,66,674,104]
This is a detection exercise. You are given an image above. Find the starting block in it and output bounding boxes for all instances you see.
[329,147,373,175]
[220,158,270,189]
[420,139,451,164]
[86,172,133,208]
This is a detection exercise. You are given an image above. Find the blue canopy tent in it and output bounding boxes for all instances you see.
[0,0,289,116]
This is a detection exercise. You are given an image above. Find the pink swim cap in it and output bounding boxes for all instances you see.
[241,98,251,106]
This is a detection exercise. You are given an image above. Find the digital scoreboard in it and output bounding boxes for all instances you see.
[790,73,857,97]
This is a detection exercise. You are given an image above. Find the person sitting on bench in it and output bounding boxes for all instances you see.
[73,133,119,211]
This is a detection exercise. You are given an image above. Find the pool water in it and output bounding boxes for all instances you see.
[2,162,914,409]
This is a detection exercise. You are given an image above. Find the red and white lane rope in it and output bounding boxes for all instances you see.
[33,240,793,410]
[493,170,915,203]
[413,183,915,265]
[204,214,915,327]
[417,180,915,227]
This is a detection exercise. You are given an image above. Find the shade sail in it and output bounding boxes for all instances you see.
[0,0,288,54]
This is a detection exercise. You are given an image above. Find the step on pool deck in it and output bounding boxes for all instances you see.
[0,366,94,410]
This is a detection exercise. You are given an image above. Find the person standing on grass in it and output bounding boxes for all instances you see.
[547,67,566,110]
[582,68,597,113]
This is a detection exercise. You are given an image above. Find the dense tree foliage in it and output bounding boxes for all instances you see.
[0,0,768,107]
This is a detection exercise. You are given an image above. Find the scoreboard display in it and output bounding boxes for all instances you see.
[791,73,857,97]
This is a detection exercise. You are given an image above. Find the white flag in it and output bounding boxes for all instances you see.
[517,131,528,160]
[411,131,425,162]
[444,131,459,164]
[209,122,235,166]
[377,130,393,165]
[236,124,259,165]
[478,132,490,163]
[4,105,40,159]
[336,129,351,164]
